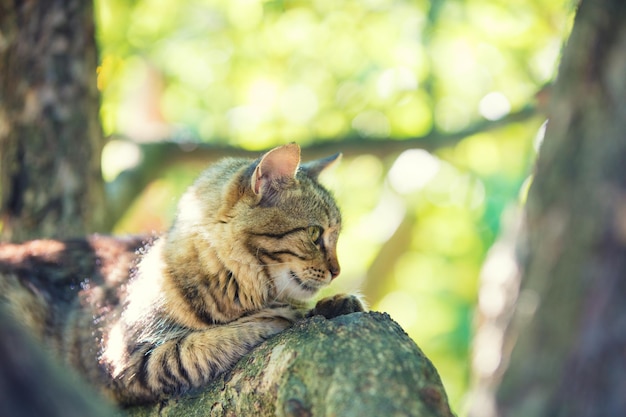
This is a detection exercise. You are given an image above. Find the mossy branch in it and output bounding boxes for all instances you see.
[126,312,454,417]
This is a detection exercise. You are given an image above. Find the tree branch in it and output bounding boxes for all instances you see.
[361,211,418,306]
[104,105,539,228]
[126,312,454,417]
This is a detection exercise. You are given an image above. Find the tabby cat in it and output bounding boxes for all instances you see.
[0,143,365,405]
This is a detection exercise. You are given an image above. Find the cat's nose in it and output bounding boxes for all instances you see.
[329,264,340,280]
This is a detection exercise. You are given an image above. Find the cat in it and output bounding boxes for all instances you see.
[0,143,365,406]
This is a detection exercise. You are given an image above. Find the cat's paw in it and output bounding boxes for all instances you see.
[308,294,367,319]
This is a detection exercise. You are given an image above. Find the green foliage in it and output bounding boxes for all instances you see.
[95,0,573,413]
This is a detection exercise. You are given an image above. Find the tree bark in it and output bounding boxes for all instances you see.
[0,0,106,242]
[485,0,626,416]
[126,312,454,417]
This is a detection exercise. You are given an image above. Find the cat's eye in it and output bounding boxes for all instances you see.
[307,226,323,244]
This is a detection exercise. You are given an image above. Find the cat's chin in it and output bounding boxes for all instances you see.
[273,270,324,301]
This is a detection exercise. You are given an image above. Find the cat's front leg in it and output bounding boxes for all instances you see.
[307,294,367,319]
[118,306,298,405]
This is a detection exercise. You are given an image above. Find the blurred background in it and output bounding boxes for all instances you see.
[95,0,573,413]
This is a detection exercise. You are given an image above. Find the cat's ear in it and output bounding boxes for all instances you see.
[251,143,301,196]
[300,152,342,180]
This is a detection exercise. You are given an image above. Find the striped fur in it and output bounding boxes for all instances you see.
[0,144,365,405]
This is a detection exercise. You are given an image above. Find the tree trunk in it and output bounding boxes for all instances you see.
[126,312,454,417]
[0,2,117,415]
[0,0,106,242]
[485,0,626,415]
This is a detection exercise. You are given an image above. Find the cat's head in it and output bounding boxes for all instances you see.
[174,144,343,302]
